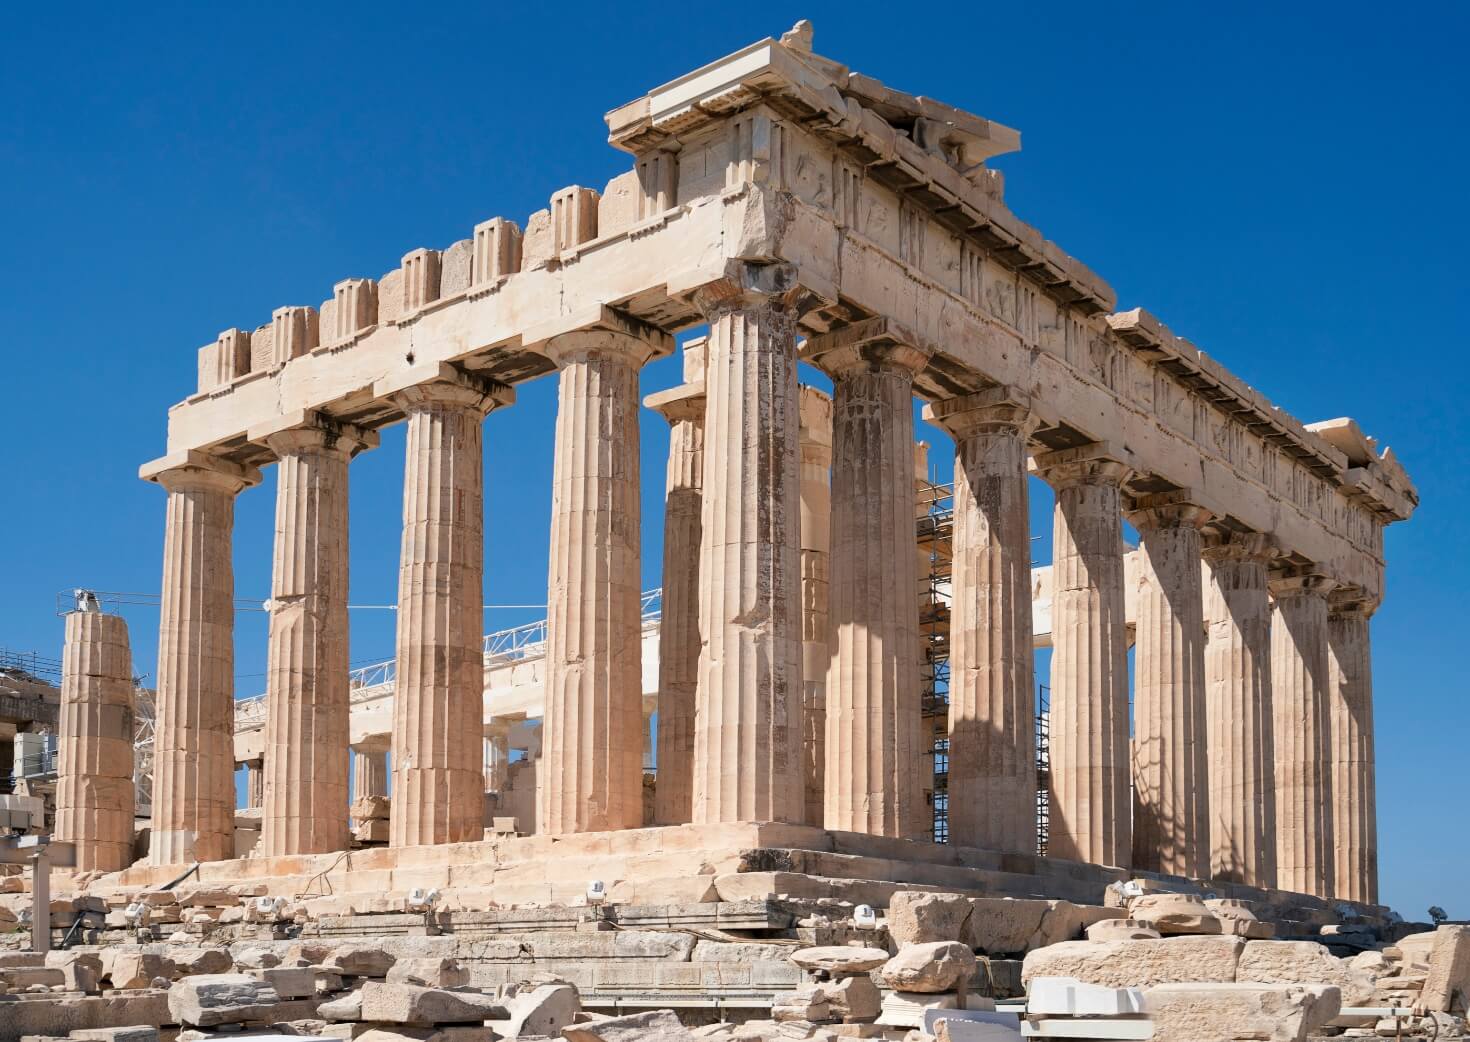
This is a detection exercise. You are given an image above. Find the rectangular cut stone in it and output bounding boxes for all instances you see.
[471,219,521,285]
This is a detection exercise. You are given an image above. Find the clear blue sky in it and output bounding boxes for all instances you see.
[3,2,1464,917]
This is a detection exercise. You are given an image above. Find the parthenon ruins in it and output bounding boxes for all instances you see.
[3,24,1432,1036]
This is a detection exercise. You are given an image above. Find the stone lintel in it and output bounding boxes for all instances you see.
[373,361,515,413]
[139,449,262,491]
[247,410,380,459]
[1268,567,1338,600]
[1200,527,1278,562]
[923,384,1036,437]
[800,316,934,378]
[643,382,707,424]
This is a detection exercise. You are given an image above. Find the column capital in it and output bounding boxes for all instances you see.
[687,260,810,320]
[248,410,379,460]
[378,362,514,416]
[543,308,671,369]
[1032,442,1133,489]
[801,317,933,380]
[643,382,706,425]
[140,450,262,495]
[1200,527,1278,563]
[1268,568,1338,600]
[923,384,1036,438]
[1124,489,1214,531]
[1328,586,1379,619]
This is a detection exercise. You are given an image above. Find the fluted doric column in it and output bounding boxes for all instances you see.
[143,453,260,865]
[1328,593,1377,904]
[1201,531,1277,887]
[1035,447,1132,869]
[245,761,264,808]
[352,741,388,802]
[807,320,930,838]
[1126,492,1212,878]
[389,369,512,847]
[1270,572,1336,896]
[57,601,136,873]
[540,324,664,835]
[646,363,706,826]
[797,386,833,827]
[257,417,375,857]
[690,266,805,825]
[927,387,1036,854]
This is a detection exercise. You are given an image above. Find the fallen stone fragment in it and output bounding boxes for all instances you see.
[1028,976,1145,1016]
[562,1008,697,1041]
[1204,899,1275,939]
[45,950,102,994]
[771,983,830,1023]
[232,945,285,969]
[789,946,890,976]
[0,965,65,989]
[888,892,973,946]
[358,981,506,1025]
[490,982,581,1038]
[252,965,319,999]
[1144,981,1341,1042]
[319,989,364,1022]
[1021,937,1245,988]
[1236,940,1376,1005]
[357,1028,498,1042]
[324,944,396,978]
[1127,893,1222,935]
[1086,918,1161,942]
[822,974,880,1021]
[168,973,283,1027]
[106,952,177,990]
[878,942,977,993]
[170,948,234,975]
[72,1027,162,1042]
[1422,925,1470,1013]
[386,957,471,989]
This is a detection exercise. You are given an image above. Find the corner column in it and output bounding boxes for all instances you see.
[56,601,136,873]
[1270,571,1336,896]
[690,266,806,825]
[539,323,665,835]
[646,363,706,826]
[1328,593,1377,904]
[387,368,512,847]
[1126,492,1212,878]
[927,387,1037,854]
[806,320,929,839]
[142,453,260,865]
[1035,447,1132,869]
[256,416,376,857]
[797,387,833,828]
[1201,531,1277,888]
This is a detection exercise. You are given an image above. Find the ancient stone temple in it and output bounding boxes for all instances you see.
[119,23,1414,916]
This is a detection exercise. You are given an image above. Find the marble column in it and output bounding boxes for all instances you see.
[1328,594,1377,904]
[927,387,1036,854]
[1270,572,1336,897]
[245,761,264,809]
[484,730,510,794]
[258,418,375,857]
[690,268,805,825]
[56,603,136,873]
[646,374,706,826]
[1201,531,1277,888]
[539,328,655,835]
[351,742,388,802]
[390,372,511,847]
[144,454,260,865]
[797,386,833,828]
[808,324,929,839]
[1035,448,1132,869]
[1127,493,1212,879]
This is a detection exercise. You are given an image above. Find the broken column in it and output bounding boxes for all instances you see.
[690,264,805,825]
[1328,592,1378,904]
[256,415,376,857]
[56,597,136,873]
[797,385,833,828]
[143,453,260,865]
[1127,492,1212,879]
[1201,531,1277,888]
[927,386,1037,854]
[539,322,663,835]
[808,321,929,839]
[1270,571,1336,897]
[645,345,706,827]
[1036,447,1133,869]
[388,368,511,847]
